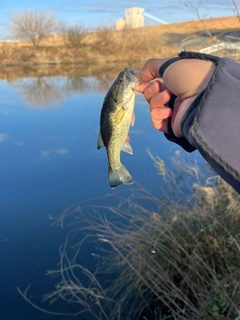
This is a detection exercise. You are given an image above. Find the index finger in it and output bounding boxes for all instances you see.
[134,83,149,93]
[137,58,171,83]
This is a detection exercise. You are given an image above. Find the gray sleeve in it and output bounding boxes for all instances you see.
[181,57,240,193]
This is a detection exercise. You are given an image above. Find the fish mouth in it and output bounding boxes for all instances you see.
[128,67,142,85]
[127,77,141,93]
[122,86,135,102]
[123,67,142,87]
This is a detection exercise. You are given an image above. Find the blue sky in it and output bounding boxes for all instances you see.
[0,0,237,39]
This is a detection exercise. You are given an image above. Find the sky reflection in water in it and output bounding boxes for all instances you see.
[0,72,201,319]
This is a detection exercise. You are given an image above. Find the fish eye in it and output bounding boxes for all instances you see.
[118,78,124,84]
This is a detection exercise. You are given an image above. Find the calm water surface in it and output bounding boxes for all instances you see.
[0,69,201,319]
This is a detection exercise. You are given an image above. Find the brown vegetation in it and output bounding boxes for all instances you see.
[1,16,240,68]
[9,10,56,48]
[0,61,127,83]
[17,152,240,319]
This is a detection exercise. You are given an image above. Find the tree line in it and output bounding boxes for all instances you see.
[8,9,89,49]
[8,2,240,50]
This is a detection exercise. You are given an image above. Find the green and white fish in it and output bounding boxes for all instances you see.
[97,67,140,188]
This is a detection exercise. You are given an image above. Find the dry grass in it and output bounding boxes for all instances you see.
[17,151,240,320]
[0,61,127,82]
[1,16,240,66]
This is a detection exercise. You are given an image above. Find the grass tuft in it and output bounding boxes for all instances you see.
[18,151,240,319]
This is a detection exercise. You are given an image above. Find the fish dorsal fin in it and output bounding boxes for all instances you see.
[97,131,105,149]
[115,106,127,124]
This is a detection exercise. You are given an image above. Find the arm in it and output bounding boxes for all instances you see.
[135,52,240,193]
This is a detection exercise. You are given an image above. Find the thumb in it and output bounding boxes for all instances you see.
[138,58,171,83]
[163,59,216,99]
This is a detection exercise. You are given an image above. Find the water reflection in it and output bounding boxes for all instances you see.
[0,65,193,320]
[0,133,8,142]
[17,155,240,320]
[65,75,91,93]
[10,75,114,108]
[14,77,63,107]
[1,63,129,108]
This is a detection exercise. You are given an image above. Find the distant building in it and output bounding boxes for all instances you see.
[115,18,126,30]
[125,7,144,28]
[115,7,144,30]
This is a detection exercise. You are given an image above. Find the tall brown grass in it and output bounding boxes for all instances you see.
[1,16,240,66]
[17,151,240,319]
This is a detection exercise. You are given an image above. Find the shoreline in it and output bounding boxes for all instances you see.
[1,15,240,76]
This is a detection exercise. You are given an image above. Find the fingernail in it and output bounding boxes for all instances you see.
[156,92,162,99]
[148,82,155,92]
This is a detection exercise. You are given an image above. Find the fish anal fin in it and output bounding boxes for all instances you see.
[122,141,133,155]
[131,112,135,127]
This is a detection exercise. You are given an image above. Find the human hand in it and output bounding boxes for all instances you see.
[135,58,216,137]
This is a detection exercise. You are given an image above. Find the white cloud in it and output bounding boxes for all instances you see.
[15,141,24,147]
[0,108,15,115]
[41,148,69,160]
[0,133,8,143]
[41,150,50,157]
[52,148,68,155]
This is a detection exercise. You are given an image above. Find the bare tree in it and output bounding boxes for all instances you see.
[10,10,56,48]
[183,0,213,37]
[15,77,63,107]
[232,0,240,21]
[60,23,86,48]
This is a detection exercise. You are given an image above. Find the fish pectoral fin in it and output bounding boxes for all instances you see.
[115,106,127,124]
[122,141,133,155]
[97,131,105,149]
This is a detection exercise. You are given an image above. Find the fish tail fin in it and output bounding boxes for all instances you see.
[108,165,134,188]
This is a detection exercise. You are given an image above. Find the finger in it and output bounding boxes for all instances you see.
[143,80,162,103]
[138,58,171,82]
[150,107,172,133]
[134,83,149,93]
[171,96,197,137]
[149,89,172,112]
[149,89,172,133]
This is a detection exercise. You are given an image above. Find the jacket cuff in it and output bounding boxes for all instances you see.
[181,55,240,192]
[160,51,223,152]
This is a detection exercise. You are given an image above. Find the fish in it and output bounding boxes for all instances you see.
[97,67,140,188]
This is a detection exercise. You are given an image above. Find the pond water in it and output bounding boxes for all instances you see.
[0,67,202,319]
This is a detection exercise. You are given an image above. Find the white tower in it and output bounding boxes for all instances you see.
[125,7,144,28]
